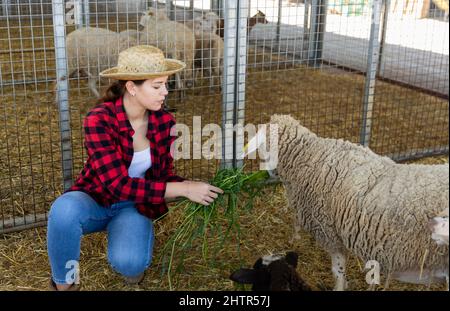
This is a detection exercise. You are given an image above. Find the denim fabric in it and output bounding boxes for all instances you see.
[47,191,154,284]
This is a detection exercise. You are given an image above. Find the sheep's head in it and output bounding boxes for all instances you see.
[139,8,168,26]
[429,208,449,246]
[242,114,313,177]
[203,11,220,24]
[248,10,269,29]
[254,10,269,24]
[230,251,311,291]
[269,114,315,146]
[193,12,219,34]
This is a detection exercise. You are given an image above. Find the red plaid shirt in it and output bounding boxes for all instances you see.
[66,96,185,219]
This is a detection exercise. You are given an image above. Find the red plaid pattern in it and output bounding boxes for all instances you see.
[66,96,185,219]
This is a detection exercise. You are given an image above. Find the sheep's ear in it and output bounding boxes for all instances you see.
[285,251,298,268]
[230,268,259,284]
[253,258,264,269]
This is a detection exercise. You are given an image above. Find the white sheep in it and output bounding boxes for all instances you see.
[138,8,196,90]
[62,27,137,98]
[199,11,219,34]
[257,114,449,290]
[193,31,224,92]
[185,12,224,91]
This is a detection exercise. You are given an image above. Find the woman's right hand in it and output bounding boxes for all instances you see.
[183,180,224,206]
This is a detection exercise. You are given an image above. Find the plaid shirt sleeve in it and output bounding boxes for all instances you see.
[84,112,167,205]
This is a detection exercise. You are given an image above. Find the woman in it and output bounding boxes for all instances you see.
[47,45,223,291]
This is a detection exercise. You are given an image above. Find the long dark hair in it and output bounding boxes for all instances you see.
[97,80,145,104]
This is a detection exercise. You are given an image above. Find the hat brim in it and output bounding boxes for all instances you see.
[99,59,186,80]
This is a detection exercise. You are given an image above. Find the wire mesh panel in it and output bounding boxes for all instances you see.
[147,1,223,180]
[0,0,61,233]
[243,0,372,172]
[0,0,227,233]
[52,0,226,187]
[241,0,448,172]
[370,0,449,159]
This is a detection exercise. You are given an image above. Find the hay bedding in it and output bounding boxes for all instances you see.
[0,154,448,291]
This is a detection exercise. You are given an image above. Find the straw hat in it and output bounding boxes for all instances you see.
[99,45,186,80]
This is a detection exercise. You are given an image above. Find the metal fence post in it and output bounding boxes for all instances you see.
[211,0,222,17]
[82,0,90,26]
[360,0,383,147]
[1,0,10,16]
[308,0,327,67]
[52,0,73,191]
[73,0,83,28]
[221,0,248,169]
[276,0,283,48]
[168,0,175,20]
[302,0,311,61]
[377,0,389,77]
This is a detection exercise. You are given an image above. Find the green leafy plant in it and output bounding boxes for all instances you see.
[156,167,269,289]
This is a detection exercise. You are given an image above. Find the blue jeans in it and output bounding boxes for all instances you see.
[47,191,154,285]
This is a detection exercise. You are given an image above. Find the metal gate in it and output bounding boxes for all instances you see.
[1,0,448,233]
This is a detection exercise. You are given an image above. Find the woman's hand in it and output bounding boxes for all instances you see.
[182,180,224,206]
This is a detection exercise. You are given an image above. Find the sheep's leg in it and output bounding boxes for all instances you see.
[172,71,185,104]
[175,72,183,90]
[214,56,223,92]
[175,49,186,90]
[383,272,391,291]
[176,72,186,102]
[196,67,203,79]
[289,224,302,245]
[330,251,348,291]
[183,49,195,89]
[87,72,100,98]
[176,50,187,99]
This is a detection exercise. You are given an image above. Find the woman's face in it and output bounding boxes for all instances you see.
[134,76,169,111]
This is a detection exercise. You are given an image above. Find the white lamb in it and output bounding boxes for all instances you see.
[61,27,137,99]
[250,114,449,290]
[138,8,196,90]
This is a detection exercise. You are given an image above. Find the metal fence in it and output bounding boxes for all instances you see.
[0,0,448,233]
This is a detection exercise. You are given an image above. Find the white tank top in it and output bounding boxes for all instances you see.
[128,147,151,178]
